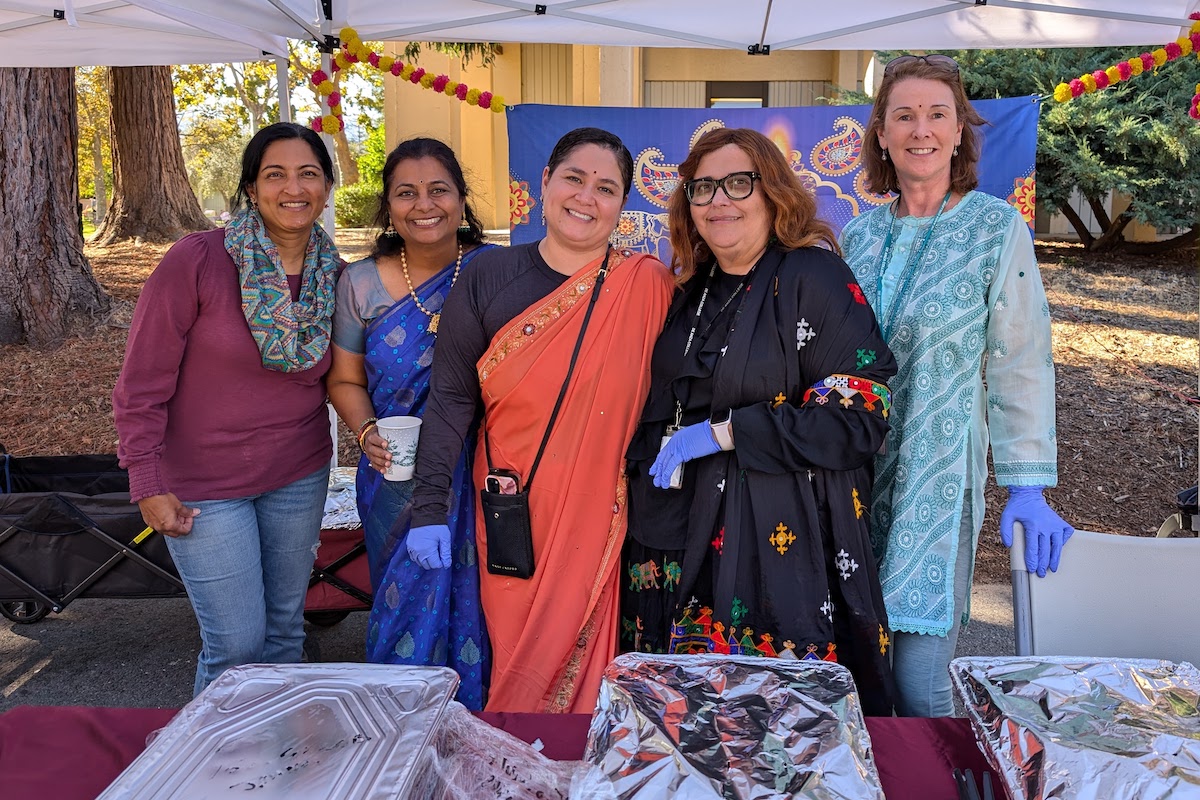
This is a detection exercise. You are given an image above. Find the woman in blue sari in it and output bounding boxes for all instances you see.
[329,138,493,708]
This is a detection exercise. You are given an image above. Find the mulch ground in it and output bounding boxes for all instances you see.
[2,236,1195,584]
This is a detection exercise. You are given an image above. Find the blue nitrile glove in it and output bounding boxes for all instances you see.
[407,524,451,570]
[999,486,1074,578]
[649,421,722,489]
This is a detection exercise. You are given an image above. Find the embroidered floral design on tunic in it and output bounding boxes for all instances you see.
[843,192,1058,637]
[835,549,859,580]
[796,318,816,350]
[669,602,796,658]
[802,374,892,418]
[856,348,876,369]
[730,597,748,627]
[801,642,839,662]
[711,527,725,554]
[852,487,865,519]
[772,392,787,409]
[769,522,796,555]
[847,283,867,305]
[878,624,891,655]
[821,593,834,622]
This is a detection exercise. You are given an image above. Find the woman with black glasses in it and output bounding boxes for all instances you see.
[840,54,1071,717]
[621,127,899,715]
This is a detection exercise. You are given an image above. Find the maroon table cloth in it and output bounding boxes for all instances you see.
[0,705,992,799]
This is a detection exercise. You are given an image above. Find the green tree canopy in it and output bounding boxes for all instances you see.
[876,48,1199,252]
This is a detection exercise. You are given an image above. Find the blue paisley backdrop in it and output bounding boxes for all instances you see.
[507,98,1038,261]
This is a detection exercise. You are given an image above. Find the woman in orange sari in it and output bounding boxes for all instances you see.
[407,128,674,712]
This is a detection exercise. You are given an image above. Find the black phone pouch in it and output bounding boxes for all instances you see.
[480,489,535,579]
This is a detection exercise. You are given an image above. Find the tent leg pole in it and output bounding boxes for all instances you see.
[276,56,291,123]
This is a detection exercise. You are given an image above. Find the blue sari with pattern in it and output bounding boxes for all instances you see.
[361,245,492,710]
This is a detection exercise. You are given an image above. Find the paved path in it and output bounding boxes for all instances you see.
[0,582,1014,711]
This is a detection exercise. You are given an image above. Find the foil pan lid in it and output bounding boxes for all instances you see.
[99,663,459,800]
[577,653,883,799]
[951,656,1200,800]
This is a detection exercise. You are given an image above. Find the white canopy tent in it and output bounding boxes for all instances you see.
[0,1,289,65]
[2,0,1196,63]
[127,0,1200,52]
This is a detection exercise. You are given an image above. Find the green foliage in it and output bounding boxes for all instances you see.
[182,117,248,210]
[75,67,111,202]
[874,48,1200,249]
[358,124,388,185]
[334,180,382,228]
[403,42,502,68]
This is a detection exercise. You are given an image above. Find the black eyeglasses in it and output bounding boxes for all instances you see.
[883,54,960,77]
[683,171,761,206]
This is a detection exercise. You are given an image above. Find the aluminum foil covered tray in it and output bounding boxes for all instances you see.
[99,663,459,800]
[573,653,883,799]
[951,656,1200,800]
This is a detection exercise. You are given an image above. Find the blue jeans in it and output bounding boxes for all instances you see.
[169,466,329,695]
[891,497,975,717]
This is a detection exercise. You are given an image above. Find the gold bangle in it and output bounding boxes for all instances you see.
[356,417,378,451]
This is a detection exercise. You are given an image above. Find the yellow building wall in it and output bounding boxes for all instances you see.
[382,43,522,230]
[381,44,872,229]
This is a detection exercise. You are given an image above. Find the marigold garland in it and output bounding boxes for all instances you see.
[309,27,506,134]
[1052,13,1200,120]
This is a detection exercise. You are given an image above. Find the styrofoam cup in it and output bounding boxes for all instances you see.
[376,416,422,481]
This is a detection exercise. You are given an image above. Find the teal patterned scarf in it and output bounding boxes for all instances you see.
[224,206,340,373]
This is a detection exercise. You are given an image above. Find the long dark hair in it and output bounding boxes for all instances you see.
[371,138,485,259]
[545,127,634,197]
[232,122,334,212]
[862,58,987,196]
[668,127,839,284]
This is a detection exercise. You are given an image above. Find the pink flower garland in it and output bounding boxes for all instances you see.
[1052,13,1200,124]
[308,26,507,131]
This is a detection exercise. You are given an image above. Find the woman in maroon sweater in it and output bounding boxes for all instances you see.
[113,123,339,695]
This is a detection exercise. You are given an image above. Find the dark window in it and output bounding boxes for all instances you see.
[707,81,768,108]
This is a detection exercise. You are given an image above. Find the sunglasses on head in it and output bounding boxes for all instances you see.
[883,54,960,77]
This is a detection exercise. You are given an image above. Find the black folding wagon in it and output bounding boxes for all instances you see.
[0,448,185,623]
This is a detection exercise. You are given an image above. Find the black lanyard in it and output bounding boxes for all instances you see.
[672,262,751,428]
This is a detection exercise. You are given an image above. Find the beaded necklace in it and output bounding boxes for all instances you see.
[400,242,463,335]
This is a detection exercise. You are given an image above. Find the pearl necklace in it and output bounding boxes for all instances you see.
[400,242,463,335]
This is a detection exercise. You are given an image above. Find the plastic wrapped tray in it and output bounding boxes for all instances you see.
[574,653,884,799]
[98,663,459,799]
[951,655,1200,800]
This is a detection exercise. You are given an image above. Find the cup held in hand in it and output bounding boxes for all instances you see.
[376,416,422,481]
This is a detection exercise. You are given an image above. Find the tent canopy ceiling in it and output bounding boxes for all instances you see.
[330,0,1200,51]
[0,1,288,66]
[2,0,1198,66]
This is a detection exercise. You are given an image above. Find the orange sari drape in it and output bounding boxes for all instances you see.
[475,250,673,713]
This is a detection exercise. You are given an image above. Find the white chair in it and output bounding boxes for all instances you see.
[1011,523,1200,666]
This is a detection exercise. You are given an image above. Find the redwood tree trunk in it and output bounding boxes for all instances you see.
[93,66,211,244]
[0,68,110,348]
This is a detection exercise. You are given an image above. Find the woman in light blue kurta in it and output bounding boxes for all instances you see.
[840,54,1073,717]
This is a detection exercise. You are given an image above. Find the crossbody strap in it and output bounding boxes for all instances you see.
[486,248,612,492]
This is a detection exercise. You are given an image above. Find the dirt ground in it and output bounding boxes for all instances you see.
[1,234,1195,583]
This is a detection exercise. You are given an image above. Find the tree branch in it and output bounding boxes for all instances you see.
[1121,225,1199,256]
[1087,194,1112,231]
[1092,211,1134,252]
[1055,202,1095,249]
